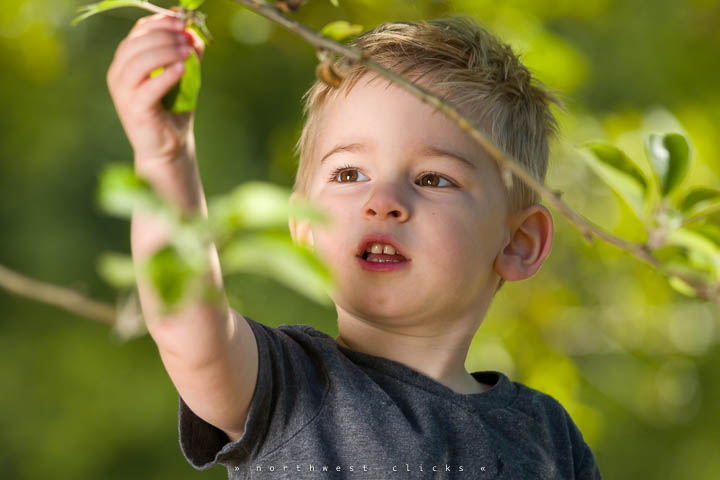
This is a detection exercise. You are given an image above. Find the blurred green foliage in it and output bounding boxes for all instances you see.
[2,0,720,478]
[92,162,332,320]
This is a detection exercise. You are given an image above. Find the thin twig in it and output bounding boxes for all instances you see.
[138,1,180,17]
[0,264,116,325]
[231,0,719,303]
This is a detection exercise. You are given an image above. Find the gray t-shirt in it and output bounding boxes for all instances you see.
[178,315,602,479]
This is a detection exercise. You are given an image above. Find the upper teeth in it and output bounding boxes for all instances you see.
[365,242,396,255]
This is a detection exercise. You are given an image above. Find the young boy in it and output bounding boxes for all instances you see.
[107,11,602,479]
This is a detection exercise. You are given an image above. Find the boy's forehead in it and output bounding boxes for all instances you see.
[316,75,496,171]
[318,140,484,172]
[314,118,498,179]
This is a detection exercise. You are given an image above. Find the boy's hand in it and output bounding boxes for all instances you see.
[107,13,205,173]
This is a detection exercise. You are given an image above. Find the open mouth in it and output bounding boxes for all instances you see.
[360,250,407,263]
[356,234,410,269]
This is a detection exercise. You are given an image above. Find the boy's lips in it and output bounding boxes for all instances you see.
[355,234,410,260]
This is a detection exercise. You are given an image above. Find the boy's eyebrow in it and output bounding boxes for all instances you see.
[320,142,478,170]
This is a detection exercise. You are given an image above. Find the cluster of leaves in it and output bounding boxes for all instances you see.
[72,0,212,113]
[96,164,333,337]
[584,133,720,297]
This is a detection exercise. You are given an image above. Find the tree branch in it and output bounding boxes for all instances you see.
[230,0,719,303]
[0,264,116,325]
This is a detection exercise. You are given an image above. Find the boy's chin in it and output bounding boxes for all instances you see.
[341,296,429,323]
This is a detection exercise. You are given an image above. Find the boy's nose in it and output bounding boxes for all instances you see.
[363,188,410,222]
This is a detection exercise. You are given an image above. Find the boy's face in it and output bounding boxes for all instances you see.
[297,73,512,329]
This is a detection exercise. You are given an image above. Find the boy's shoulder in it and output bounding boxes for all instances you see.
[510,380,574,418]
[492,379,599,472]
[491,376,581,433]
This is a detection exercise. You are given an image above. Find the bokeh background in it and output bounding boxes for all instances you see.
[2,0,720,478]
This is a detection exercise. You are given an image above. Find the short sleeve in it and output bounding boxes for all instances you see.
[562,408,602,480]
[177,313,329,471]
[575,440,602,479]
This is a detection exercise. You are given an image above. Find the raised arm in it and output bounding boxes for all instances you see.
[107,13,259,441]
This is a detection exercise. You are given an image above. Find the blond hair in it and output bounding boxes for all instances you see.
[292,14,564,293]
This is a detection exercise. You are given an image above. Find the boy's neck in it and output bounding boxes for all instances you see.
[334,310,492,395]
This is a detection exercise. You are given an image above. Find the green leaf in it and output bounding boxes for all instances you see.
[320,20,364,42]
[653,244,687,263]
[72,0,158,27]
[329,0,339,6]
[583,143,649,217]
[645,133,691,197]
[97,252,136,288]
[96,163,161,218]
[209,182,329,240]
[665,224,720,275]
[221,232,334,306]
[677,186,720,218]
[668,276,698,298]
[687,248,719,277]
[170,216,212,270]
[684,223,720,248]
[659,249,714,296]
[288,198,330,226]
[146,245,195,307]
[180,0,205,9]
[150,49,201,113]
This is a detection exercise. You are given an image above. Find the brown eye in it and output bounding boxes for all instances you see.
[329,166,368,183]
[338,169,358,182]
[418,173,453,187]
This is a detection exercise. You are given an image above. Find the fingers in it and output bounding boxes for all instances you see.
[137,61,187,108]
[109,14,184,79]
[109,13,205,84]
[130,13,185,38]
[106,12,205,112]
[112,29,180,75]
[119,43,191,89]
[130,12,205,60]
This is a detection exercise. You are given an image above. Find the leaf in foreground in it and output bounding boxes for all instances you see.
[96,163,161,218]
[98,252,136,288]
[146,245,196,308]
[209,181,328,240]
[222,232,334,307]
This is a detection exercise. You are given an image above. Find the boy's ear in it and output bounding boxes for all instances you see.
[493,204,553,282]
[288,191,314,250]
